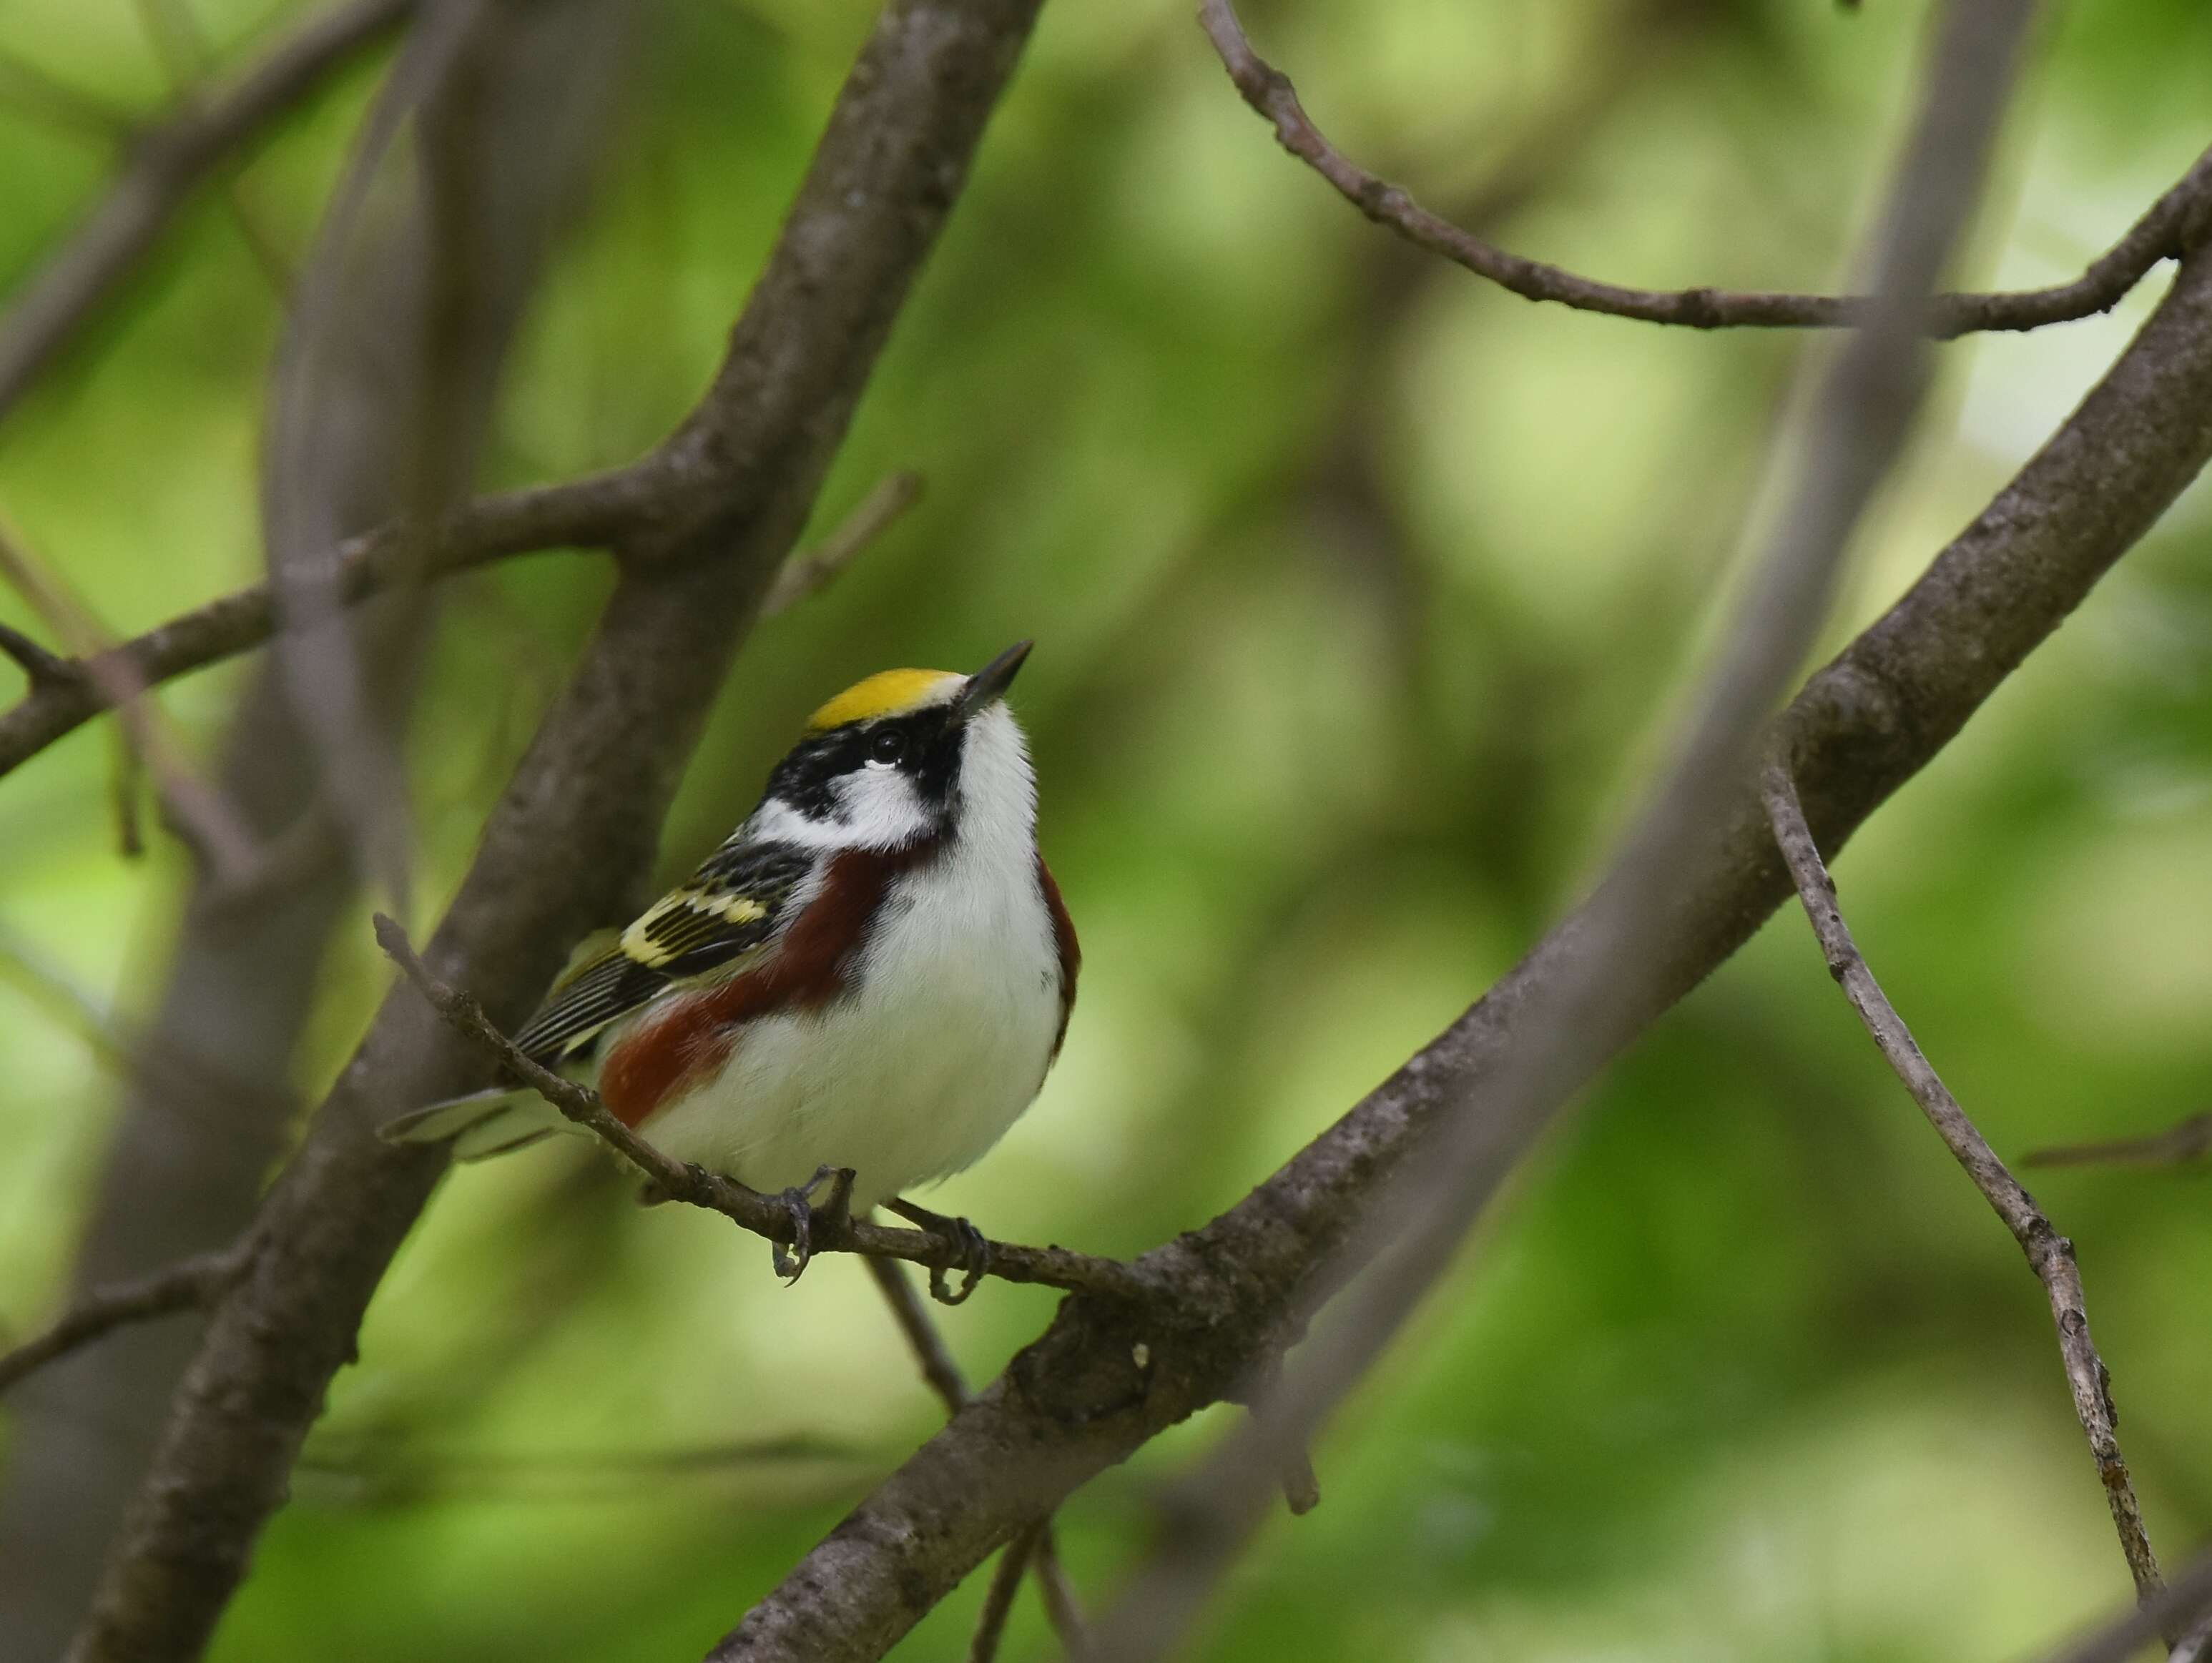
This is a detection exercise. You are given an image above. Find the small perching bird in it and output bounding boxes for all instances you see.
[383,642,1076,1285]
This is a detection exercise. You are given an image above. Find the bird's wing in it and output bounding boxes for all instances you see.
[510,839,817,1064]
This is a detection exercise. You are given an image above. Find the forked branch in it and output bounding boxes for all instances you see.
[1762,760,2166,1612]
[0,0,414,417]
[863,1257,1091,1660]
[1200,0,2212,337]
[0,1240,253,1393]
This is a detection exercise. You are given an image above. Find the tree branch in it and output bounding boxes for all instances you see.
[1763,760,2166,1612]
[2025,1109,2212,1170]
[1199,0,2212,338]
[0,0,414,420]
[0,1244,252,1394]
[707,157,2212,1663]
[762,470,924,616]
[968,1523,1041,1663]
[0,470,655,779]
[1088,3,2038,1654]
[69,6,1054,1657]
[0,513,262,882]
[862,1255,1091,1659]
[0,618,72,686]
[373,914,1141,1301]
[2037,1547,2212,1663]
[0,456,918,783]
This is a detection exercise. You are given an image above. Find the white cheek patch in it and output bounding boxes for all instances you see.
[832,764,935,849]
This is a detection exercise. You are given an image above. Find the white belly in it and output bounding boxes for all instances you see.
[636,842,1064,1210]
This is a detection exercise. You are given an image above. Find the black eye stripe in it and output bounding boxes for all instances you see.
[762,708,963,817]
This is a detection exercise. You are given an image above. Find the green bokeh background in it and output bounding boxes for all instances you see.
[3,0,2209,1658]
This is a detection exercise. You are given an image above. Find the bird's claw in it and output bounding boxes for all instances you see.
[885,1198,991,1305]
[928,1215,990,1306]
[770,1165,855,1285]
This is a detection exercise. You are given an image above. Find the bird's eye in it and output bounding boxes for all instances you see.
[868,729,906,766]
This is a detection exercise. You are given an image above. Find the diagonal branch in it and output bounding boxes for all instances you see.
[862,1257,1091,1659]
[0,0,414,420]
[762,470,924,615]
[69,7,1056,1658]
[0,460,915,781]
[2036,1546,2212,1663]
[1200,0,2212,338]
[1087,4,2040,1655]
[0,1243,254,1394]
[373,914,1142,1301]
[0,513,261,880]
[968,1523,1042,1663]
[2025,1109,2212,1170]
[1763,760,2166,1612]
[707,144,2212,1663]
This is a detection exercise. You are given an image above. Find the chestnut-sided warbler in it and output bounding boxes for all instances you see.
[383,642,1076,1279]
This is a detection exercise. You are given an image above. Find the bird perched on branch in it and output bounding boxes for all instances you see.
[383,642,1077,1291]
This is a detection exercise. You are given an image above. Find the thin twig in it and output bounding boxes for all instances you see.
[968,1524,1041,1663]
[1199,0,2212,339]
[762,470,924,616]
[261,0,498,916]
[0,618,73,685]
[0,468,651,779]
[1033,1530,1091,1662]
[865,1253,1092,1658]
[0,46,136,142]
[373,915,1144,1303]
[0,1242,252,1393]
[2025,1110,2212,1170]
[2037,1546,2212,1663]
[127,0,299,302]
[0,921,134,1070]
[1762,759,2166,1612]
[0,514,260,880]
[864,1255,972,1415]
[1085,4,2040,1658]
[0,0,414,420]
[717,232,2212,1659]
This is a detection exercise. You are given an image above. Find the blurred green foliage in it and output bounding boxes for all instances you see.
[2,0,2210,1659]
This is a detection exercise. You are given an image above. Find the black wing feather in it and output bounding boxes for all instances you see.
[510,841,815,1064]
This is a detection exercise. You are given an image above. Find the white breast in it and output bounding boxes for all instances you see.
[640,705,1065,1210]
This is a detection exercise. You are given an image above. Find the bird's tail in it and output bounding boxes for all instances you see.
[379,1088,569,1161]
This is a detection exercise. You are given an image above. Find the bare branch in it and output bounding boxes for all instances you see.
[968,1524,1041,1663]
[1763,760,2166,1609]
[863,1255,974,1417]
[0,445,900,785]
[0,618,72,686]
[862,1255,1092,1657]
[0,46,134,143]
[1199,0,2212,339]
[0,1245,251,1394]
[66,14,1066,1645]
[763,470,925,616]
[0,0,414,420]
[0,514,261,881]
[2025,1110,2212,1170]
[1033,1531,1091,1662]
[2038,1547,2212,1663]
[373,915,1139,1301]
[694,16,2212,1663]
[1083,6,2042,1656]
[0,468,652,779]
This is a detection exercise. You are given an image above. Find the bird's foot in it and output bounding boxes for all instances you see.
[885,1198,991,1305]
[772,1165,855,1284]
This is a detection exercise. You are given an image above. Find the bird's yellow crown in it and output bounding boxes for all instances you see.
[805,668,961,731]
